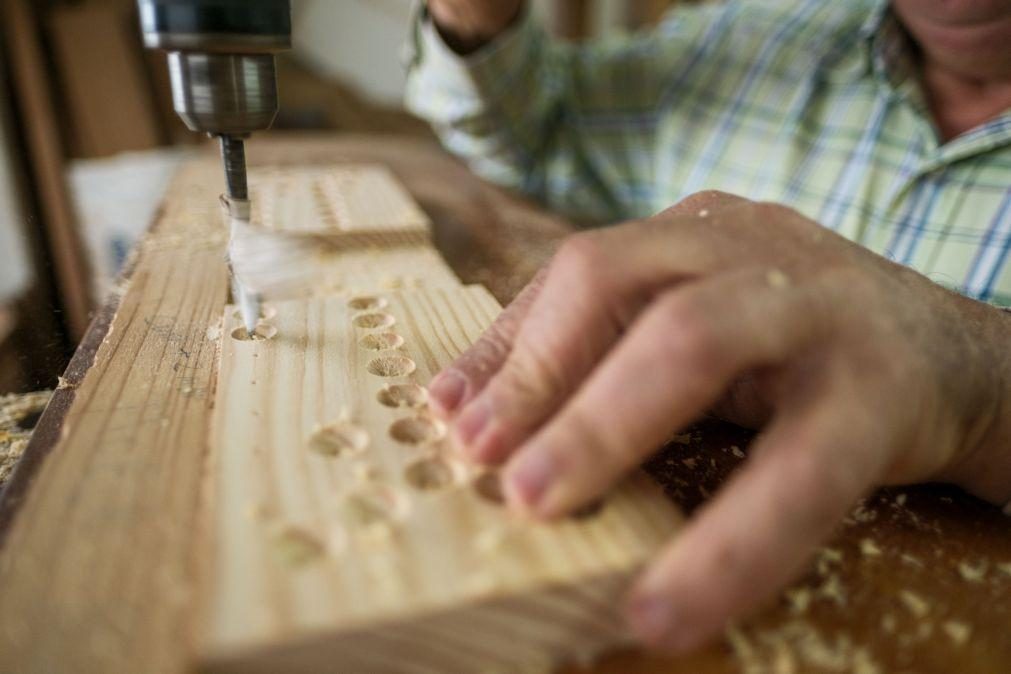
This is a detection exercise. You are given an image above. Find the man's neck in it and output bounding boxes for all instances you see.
[921,60,1011,141]
[891,0,1011,142]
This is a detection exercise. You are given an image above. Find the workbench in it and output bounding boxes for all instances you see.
[0,134,1007,673]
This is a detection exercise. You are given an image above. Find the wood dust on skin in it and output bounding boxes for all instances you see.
[636,422,1011,674]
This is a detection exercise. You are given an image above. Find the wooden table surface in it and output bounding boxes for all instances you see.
[0,133,1007,674]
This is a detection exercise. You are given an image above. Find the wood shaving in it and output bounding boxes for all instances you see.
[731,445,746,459]
[816,547,843,575]
[900,553,923,567]
[731,621,883,674]
[899,590,930,618]
[766,269,791,289]
[957,560,988,583]
[846,503,878,524]
[681,457,698,469]
[894,493,907,506]
[785,587,812,614]
[859,538,882,557]
[942,620,971,645]
[0,391,53,488]
[818,574,846,606]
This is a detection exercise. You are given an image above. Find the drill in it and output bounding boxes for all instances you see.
[138,0,291,335]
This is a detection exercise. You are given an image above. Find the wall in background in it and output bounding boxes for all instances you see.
[291,0,639,106]
[0,69,32,305]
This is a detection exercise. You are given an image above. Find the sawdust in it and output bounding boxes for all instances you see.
[0,391,52,488]
[942,620,971,645]
[731,445,746,459]
[898,590,930,618]
[729,621,882,674]
[785,587,812,614]
[957,559,988,583]
[859,538,882,557]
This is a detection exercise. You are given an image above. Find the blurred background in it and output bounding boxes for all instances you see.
[0,0,676,395]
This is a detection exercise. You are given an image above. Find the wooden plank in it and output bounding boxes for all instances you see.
[249,164,430,242]
[200,286,681,672]
[0,159,228,674]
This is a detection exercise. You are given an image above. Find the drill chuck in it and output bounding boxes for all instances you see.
[138,0,291,138]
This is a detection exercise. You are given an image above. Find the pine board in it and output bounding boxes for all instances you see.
[201,287,682,673]
[249,164,430,243]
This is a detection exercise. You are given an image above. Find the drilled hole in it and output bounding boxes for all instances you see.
[348,296,388,311]
[231,324,278,341]
[344,486,406,528]
[359,332,404,351]
[377,383,428,409]
[389,416,444,445]
[473,472,504,505]
[353,312,395,329]
[308,423,369,457]
[404,457,456,491]
[367,355,416,378]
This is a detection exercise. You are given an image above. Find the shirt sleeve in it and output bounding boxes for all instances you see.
[405,1,737,223]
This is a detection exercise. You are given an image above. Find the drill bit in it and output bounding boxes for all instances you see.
[220,135,261,337]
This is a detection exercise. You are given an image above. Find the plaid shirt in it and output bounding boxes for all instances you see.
[405,0,1011,306]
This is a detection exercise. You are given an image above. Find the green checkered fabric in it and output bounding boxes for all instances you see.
[406,0,1011,305]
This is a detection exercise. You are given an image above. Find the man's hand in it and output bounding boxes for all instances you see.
[427,0,524,53]
[428,192,1011,651]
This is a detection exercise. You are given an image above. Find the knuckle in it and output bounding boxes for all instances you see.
[554,233,610,285]
[493,342,569,411]
[652,293,724,372]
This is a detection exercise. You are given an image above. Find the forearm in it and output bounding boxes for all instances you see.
[406,3,733,222]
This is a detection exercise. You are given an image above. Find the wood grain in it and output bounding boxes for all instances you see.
[201,287,681,672]
[0,160,227,674]
[250,164,430,241]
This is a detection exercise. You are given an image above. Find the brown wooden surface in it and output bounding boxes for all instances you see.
[0,134,1008,674]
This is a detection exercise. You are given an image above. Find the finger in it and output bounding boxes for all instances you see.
[501,266,817,517]
[428,267,547,418]
[454,200,759,465]
[655,190,750,218]
[452,228,668,463]
[625,385,890,652]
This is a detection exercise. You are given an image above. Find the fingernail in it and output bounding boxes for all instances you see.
[626,596,676,646]
[454,399,492,448]
[428,371,466,416]
[505,451,556,509]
